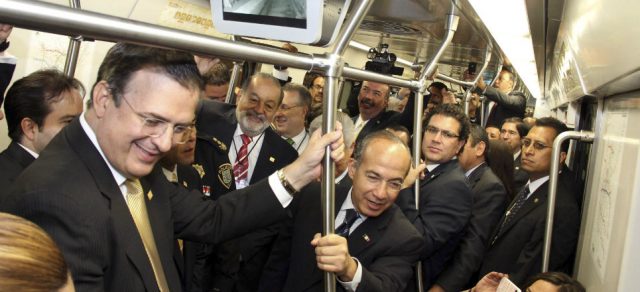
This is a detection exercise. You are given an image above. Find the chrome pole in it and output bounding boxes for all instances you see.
[226,61,242,104]
[542,131,594,272]
[63,0,82,77]
[464,45,492,116]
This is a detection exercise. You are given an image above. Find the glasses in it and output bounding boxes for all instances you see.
[521,138,551,151]
[121,96,194,144]
[311,84,324,91]
[425,125,459,139]
[278,104,303,112]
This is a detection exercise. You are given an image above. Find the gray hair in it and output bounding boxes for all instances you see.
[309,111,355,149]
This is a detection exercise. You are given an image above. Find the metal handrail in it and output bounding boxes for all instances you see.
[63,0,82,77]
[542,130,594,271]
[464,45,492,116]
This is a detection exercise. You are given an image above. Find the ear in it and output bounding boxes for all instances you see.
[455,139,465,154]
[475,141,486,157]
[347,158,357,179]
[20,117,38,142]
[92,81,112,118]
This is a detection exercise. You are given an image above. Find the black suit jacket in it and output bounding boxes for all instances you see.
[0,119,289,292]
[435,163,508,291]
[194,99,298,291]
[481,87,526,127]
[0,141,35,199]
[260,182,424,292]
[478,180,581,286]
[355,93,417,142]
[396,159,473,290]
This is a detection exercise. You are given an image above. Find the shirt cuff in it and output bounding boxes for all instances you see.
[272,67,290,82]
[268,172,293,208]
[337,257,362,292]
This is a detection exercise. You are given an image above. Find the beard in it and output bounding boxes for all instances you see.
[237,109,270,137]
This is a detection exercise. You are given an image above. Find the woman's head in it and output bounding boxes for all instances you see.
[525,272,585,292]
[0,212,73,292]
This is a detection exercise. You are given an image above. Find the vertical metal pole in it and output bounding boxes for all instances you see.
[225,61,242,104]
[322,1,374,291]
[464,46,492,116]
[63,0,82,77]
[542,131,594,271]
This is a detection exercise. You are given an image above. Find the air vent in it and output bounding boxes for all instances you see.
[359,19,421,36]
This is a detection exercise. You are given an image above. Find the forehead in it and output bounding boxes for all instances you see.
[362,81,389,93]
[360,140,410,171]
[312,76,324,85]
[246,77,280,100]
[526,126,557,143]
[282,90,301,104]
[428,114,461,132]
[501,122,518,131]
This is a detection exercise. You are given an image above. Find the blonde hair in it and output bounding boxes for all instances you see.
[0,212,69,292]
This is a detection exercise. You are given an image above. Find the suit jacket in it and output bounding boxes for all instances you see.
[481,86,526,127]
[194,99,298,291]
[260,183,424,292]
[395,159,473,290]
[478,180,581,286]
[174,164,208,292]
[0,119,289,292]
[355,93,416,142]
[435,163,508,291]
[0,141,35,199]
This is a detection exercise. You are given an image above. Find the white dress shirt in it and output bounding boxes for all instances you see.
[334,190,369,291]
[228,124,265,189]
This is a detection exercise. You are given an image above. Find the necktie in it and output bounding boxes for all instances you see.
[286,137,295,145]
[233,134,252,183]
[335,209,359,237]
[125,179,170,291]
[492,184,530,245]
[169,172,178,184]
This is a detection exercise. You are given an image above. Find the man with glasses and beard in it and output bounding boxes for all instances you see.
[194,72,299,291]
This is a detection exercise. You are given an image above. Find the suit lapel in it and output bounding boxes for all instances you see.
[467,163,487,189]
[251,129,280,183]
[65,120,160,291]
[6,141,36,169]
[348,209,392,256]
[500,182,548,235]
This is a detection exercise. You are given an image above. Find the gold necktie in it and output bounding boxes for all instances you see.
[125,179,170,291]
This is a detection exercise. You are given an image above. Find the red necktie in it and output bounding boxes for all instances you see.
[233,134,251,182]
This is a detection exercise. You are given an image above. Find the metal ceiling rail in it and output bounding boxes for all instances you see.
[0,0,419,91]
[463,45,492,115]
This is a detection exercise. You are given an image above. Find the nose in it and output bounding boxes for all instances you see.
[153,127,173,153]
[522,142,534,155]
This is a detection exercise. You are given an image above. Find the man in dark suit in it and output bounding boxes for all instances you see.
[475,69,526,128]
[260,130,424,292]
[430,124,508,292]
[500,118,530,196]
[396,104,474,290]
[352,80,413,144]
[0,43,345,292]
[0,69,84,197]
[194,73,299,291]
[478,117,581,286]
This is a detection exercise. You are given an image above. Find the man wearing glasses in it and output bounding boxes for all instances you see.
[477,117,580,287]
[194,72,299,291]
[1,43,344,291]
[273,83,311,154]
[395,104,473,289]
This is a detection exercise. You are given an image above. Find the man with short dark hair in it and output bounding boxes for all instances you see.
[260,130,424,292]
[1,43,344,291]
[273,83,311,154]
[202,62,231,102]
[0,69,84,196]
[501,117,530,189]
[475,69,526,127]
[430,124,508,292]
[396,104,473,289]
[477,117,580,287]
[194,72,299,291]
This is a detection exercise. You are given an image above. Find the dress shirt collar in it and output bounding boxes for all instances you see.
[17,143,39,159]
[513,150,521,161]
[465,162,484,178]
[80,113,127,188]
[526,175,550,199]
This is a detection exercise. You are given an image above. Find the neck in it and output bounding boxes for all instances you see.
[464,159,484,172]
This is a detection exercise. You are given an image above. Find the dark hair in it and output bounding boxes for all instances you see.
[386,123,410,137]
[534,117,570,152]
[282,83,312,113]
[486,139,516,201]
[424,103,470,142]
[89,42,202,108]
[468,124,489,150]
[524,272,585,292]
[302,72,324,89]
[202,62,231,86]
[428,81,448,91]
[5,69,85,142]
[501,117,530,138]
[353,130,410,171]
[241,72,284,104]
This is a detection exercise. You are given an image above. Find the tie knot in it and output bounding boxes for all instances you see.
[125,179,143,197]
[240,134,252,145]
[286,137,295,145]
[344,208,359,224]
[336,208,359,237]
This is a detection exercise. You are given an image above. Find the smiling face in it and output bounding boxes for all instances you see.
[422,114,465,164]
[349,138,410,217]
[90,70,199,179]
[357,81,390,120]
[235,76,281,137]
[274,90,307,138]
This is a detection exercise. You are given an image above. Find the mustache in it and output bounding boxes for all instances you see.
[244,110,267,122]
[360,98,375,107]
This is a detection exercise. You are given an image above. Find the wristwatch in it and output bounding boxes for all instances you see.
[277,169,298,195]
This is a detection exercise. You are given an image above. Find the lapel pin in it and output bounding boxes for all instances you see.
[363,234,370,242]
[269,156,275,162]
[534,198,539,203]
[182,181,188,188]
[147,190,154,200]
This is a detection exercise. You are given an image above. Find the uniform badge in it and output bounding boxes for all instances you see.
[191,164,205,179]
[212,137,227,152]
[218,163,233,189]
[202,185,211,197]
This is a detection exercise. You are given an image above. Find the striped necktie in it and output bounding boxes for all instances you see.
[233,134,252,183]
[125,179,170,291]
[335,209,359,237]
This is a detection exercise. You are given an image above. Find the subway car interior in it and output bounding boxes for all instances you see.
[0,0,639,291]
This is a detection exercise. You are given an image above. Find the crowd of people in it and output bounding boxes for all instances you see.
[0,25,585,292]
